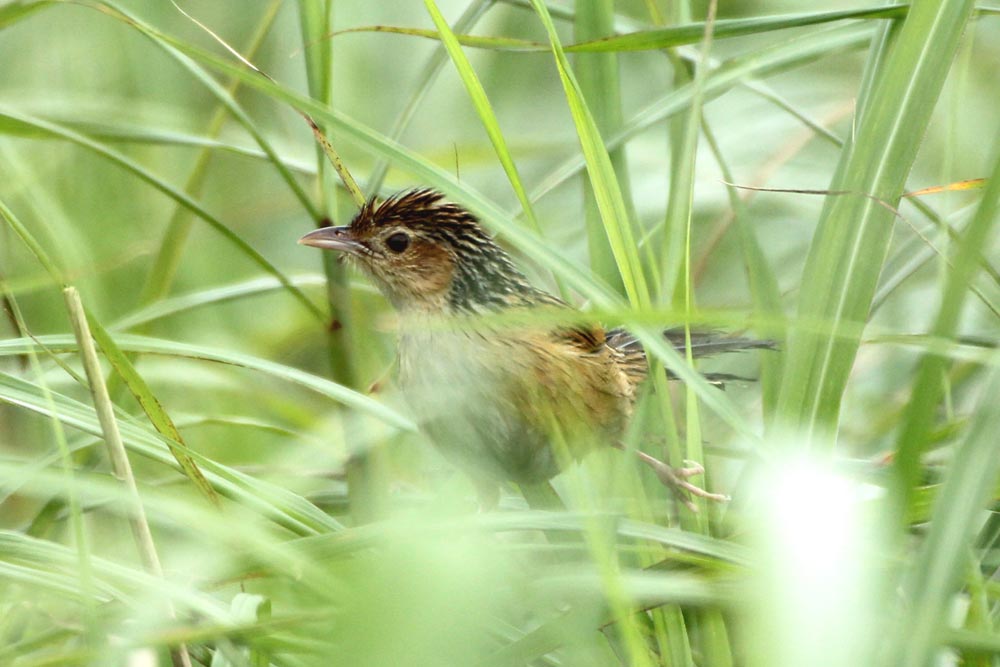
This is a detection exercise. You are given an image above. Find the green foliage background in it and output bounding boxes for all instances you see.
[1,1,999,665]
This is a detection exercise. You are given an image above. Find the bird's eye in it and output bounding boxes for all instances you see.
[385,232,410,253]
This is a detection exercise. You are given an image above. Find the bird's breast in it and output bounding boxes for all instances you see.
[395,324,635,484]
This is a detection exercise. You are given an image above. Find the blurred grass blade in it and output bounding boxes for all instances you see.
[528,0,649,309]
[0,334,416,433]
[367,0,492,194]
[0,106,323,321]
[0,0,52,29]
[211,593,271,667]
[33,120,315,174]
[574,0,631,296]
[890,367,1000,667]
[114,274,330,330]
[0,370,343,535]
[565,5,906,52]
[84,310,221,508]
[775,0,976,441]
[329,6,904,54]
[331,24,542,52]
[0,195,65,283]
[529,23,875,205]
[285,510,749,564]
[424,0,543,235]
[893,133,1000,504]
[701,124,785,418]
[0,280,94,618]
[142,0,290,307]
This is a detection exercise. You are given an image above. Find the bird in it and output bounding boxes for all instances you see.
[299,188,770,510]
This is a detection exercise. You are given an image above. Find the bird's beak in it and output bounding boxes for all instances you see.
[298,226,363,253]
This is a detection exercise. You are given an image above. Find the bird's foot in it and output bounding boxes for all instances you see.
[635,451,730,512]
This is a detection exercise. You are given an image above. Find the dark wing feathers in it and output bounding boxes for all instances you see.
[607,327,775,358]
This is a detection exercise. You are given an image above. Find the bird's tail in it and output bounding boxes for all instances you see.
[607,327,775,357]
[608,327,774,387]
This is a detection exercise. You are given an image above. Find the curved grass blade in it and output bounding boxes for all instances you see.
[565,5,906,52]
[423,0,543,236]
[328,24,543,52]
[0,370,343,535]
[529,22,875,205]
[366,0,493,194]
[888,367,1000,667]
[0,0,53,29]
[113,274,333,330]
[893,135,1000,506]
[528,0,649,309]
[84,308,221,508]
[0,106,323,322]
[0,334,416,433]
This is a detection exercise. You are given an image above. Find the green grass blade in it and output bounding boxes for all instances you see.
[84,309,221,508]
[113,274,330,330]
[366,0,492,195]
[775,0,976,440]
[528,0,649,309]
[574,0,631,296]
[0,106,323,322]
[529,23,875,205]
[0,334,416,433]
[423,0,543,235]
[893,135,1000,505]
[564,5,907,52]
[0,371,343,535]
[889,367,1000,667]
[700,124,785,419]
[329,5,905,55]
[0,0,52,29]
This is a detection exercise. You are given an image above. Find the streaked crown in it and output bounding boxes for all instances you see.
[300,189,545,313]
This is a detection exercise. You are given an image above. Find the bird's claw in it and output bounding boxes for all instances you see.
[636,452,730,512]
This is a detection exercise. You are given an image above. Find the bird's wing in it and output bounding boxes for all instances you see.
[551,322,607,354]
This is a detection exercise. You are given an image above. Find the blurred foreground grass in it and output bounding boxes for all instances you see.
[1,1,1000,665]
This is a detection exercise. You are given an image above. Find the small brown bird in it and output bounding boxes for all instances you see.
[300,189,768,509]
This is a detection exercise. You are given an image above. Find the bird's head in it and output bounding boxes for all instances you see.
[299,189,537,313]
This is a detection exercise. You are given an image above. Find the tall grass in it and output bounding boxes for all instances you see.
[1,1,999,666]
